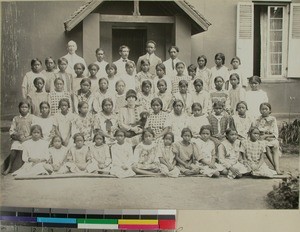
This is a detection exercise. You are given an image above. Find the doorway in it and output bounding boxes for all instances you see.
[112,28,147,63]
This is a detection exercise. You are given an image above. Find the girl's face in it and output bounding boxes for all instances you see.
[19,104,29,116]
[213,106,223,116]
[176,64,185,75]
[250,80,259,91]
[194,83,203,93]
[80,82,91,93]
[142,83,151,94]
[53,137,62,149]
[173,102,183,115]
[40,103,50,117]
[32,61,42,73]
[215,57,223,67]
[151,101,162,114]
[141,62,150,72]
[60,101,69,114]
[102,101,113,114]
[157,81,167,93]
[46,59,55,71]
[179,84,188,94]
[89,66,98,76]
[126,64,135,75]
[182,131,192,143]
[156,67,164,77]
[164,134,173,146]
[214,78,224,90]
[79,103,89,115]
[200,129,211,142]
[99,80,108,91]
[231,59,240,69]
[75,136,84,148]
[75,65,84,76]
[58,61,67,72]
[55,80,64,92]
[94,135,104,146]
[197,57,206,68]
[226,131,237,143]
[127,96,136,106]
[143,131,153,145]
[192,105,202,117]
[250,129,260,142]
[115,132,125,144]
[106,67,116,77]
[260,105,271,117]
[32,128,42,141]
[230,76,239,88]
[116,82,125,94]
[34,79,44,91]
[188,70,196,77]
[237,103,247,116]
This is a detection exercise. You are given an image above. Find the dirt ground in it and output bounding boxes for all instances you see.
[0,154,298,210]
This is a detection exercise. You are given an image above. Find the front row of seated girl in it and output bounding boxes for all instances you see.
[12,123,277,179]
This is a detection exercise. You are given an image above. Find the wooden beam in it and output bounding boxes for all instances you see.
[100,15,174,24]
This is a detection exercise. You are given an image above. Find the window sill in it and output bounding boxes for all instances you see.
[262,77,299,83]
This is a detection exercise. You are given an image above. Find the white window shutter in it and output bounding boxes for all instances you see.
[288,3,300,78]
[236,2,254,78]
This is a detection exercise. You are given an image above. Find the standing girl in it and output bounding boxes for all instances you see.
[209,76,230,113]
[194,125,224,177]
[132,128,161,175]
[187,103,209,139]
[22,58,46,99]
[137,80,154,112]
[87,134,111,174]
[218,129,249,179]
[32,101,56,142]
[12,125,50,176]
[46,135,68,174]
[253,103,282,174]
[27,77,49,116]
[246,76,268,117]
[48,77,73,115]
[3,101,35,175]
[231,101,253,140]
[229,56,247,88]
[54,57,72,92]
[73,78,94,113]
[72,63,86,93]
[92,77,115,113]
[228,73,246,114]
[153,63,171,94]
[145,98,168,142]
[44,57,58,92]
[157,132,180,178]
[53,98,75,147]
[191,79,210,114]
[123,61,136,91]
[105,63,120,94]
[164,99,189,142]
[72,101,95,144]
[154,79,173,112]
[66,133,92,172]
[171,62,191,95]
[114,80,127,114]
[110,129,135,178]
[173,80,193,115]
[210,53,230,90]
[195,55,212,91]
[87,63,100,93]
[241,127,277,177]
[174,128,201,176]
[94,98,119,144]
[135,59,154,94]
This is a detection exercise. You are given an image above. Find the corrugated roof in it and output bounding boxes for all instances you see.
[64,0,211,33]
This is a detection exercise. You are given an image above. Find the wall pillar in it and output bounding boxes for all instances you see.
[174,15,191,65]
[83,13,100,64]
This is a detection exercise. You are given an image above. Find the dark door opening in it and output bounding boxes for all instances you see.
[112,28,147,63]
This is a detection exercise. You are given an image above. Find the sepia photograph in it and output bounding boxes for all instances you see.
[0,0,299,211]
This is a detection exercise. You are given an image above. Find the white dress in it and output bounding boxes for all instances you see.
[87,144,112,173]
[164,113,189,142]
[157,144,180,177]
[32,116,55,141]
[245,90,268,118]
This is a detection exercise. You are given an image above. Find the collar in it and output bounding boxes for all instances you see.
[260,115,274,122]
[19,113,30,119]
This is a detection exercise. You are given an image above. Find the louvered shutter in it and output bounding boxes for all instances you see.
[287,3,300,78]
[236,2,254,78]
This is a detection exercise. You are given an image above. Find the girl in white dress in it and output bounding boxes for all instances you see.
[110,129,135,178]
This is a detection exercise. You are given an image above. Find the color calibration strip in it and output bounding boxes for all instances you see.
[0,207,176,230]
